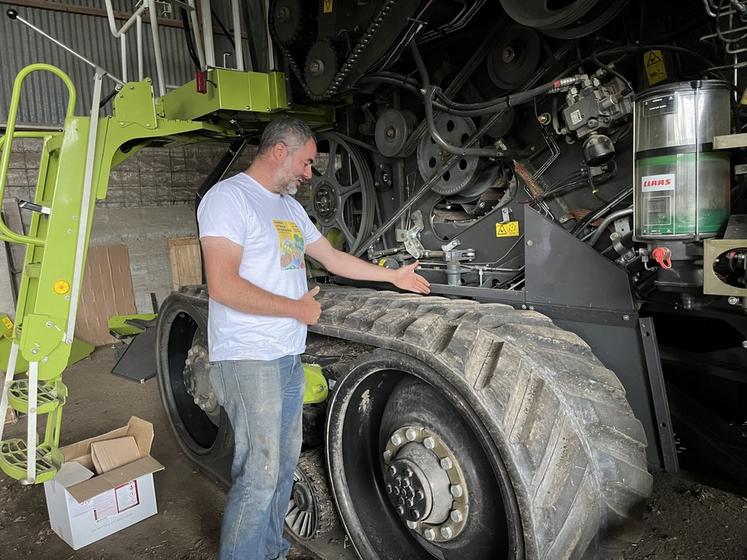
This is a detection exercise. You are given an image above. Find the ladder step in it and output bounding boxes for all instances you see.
[8,379,65,414]
[0,438,61,483]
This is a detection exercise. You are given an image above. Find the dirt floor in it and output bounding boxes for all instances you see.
[1,346,746,560]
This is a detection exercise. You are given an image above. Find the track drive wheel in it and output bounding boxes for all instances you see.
[156,288,232,485]
[318,286,652,559]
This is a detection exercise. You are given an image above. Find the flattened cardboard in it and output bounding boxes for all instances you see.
[91,436,140,474]
[75,244,137,345]
[54,461,94,488]
[61,416,153,464]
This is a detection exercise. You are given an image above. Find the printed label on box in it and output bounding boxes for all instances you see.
[115,480,140,513]
[92,491,117,521]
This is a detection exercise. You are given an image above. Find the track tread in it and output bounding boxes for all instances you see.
[313,286,651,560]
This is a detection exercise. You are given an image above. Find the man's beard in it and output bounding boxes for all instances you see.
[275,159,299,196]
[278,180,298,196]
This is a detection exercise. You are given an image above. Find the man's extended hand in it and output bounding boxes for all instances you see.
[392,262,431,294]
[295,286,322,324]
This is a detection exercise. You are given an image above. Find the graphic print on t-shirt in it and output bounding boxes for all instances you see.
[273,219,305,270]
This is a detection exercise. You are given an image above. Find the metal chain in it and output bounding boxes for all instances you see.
[272,0,398,101]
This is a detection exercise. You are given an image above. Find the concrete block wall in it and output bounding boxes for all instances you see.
[0,137,257,317]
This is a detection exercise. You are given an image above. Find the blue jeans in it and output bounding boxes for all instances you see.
[209,355,305,560]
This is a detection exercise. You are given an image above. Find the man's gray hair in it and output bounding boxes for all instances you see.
[257,116,315,155]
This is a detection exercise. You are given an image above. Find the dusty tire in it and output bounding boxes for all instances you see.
[156,288,232,485]
[314,286,652,560]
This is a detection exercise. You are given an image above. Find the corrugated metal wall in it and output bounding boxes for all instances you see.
[0,0,251,126]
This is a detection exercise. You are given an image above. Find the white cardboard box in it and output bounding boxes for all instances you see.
[43,416,164,550]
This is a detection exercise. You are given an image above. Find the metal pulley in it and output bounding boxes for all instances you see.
[305,40,339,97]
[304,132,376,254]
[375,109,418,157]
[499,0,626,39]
[417,114,479,196]
[486,24,541,90]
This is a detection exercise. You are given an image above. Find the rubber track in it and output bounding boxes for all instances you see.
[310,285,652,560]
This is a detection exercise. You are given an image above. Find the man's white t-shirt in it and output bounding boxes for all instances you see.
[197,172,321,361]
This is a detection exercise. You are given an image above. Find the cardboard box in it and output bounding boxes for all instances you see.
[43,417,164,550]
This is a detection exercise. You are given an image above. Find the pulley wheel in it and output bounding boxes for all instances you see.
[500,0,600,30]
[305,40,338,97]
[306,132,376,254]
[486,25,541,90]
[375,109,418,158]
[417,114,479,196]
[540,0,627,39]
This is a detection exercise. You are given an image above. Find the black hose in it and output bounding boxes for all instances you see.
[571,186,632,235]
[195,137,250,204]
[591,51,633,94]
[411,41,502,157]
[593,44,723,78]
[180,7,201,70]
[99,88,119,109]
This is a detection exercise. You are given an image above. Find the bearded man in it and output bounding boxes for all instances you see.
[197,116,430,560]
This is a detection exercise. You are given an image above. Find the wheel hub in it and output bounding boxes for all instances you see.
[383,457,433,523]
[312,182,338,223]
[183,344,219,423]
[382,426,469,542]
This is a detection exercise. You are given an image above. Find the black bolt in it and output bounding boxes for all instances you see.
[397,505,405,515]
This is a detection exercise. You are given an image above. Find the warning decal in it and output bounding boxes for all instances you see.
[644,50,667,86]
[496,221,520,238]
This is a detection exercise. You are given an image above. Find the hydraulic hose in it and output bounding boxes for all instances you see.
[587,207,633,247]
[179,6,201,70]
[571,186,632,235]
[410,42,584,158]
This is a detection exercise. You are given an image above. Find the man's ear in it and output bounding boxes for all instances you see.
[272,142,286,161]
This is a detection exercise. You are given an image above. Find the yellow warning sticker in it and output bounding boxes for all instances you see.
[644,50,667,86]
[323,0,333,13]
[1,315,13,333]
[496,221,520,238]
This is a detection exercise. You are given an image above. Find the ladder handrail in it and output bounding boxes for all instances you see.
[0,63,76,247]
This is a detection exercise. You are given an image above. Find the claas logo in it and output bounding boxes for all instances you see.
[643,178,672,187]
